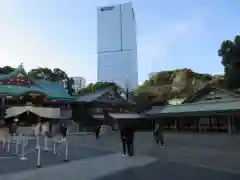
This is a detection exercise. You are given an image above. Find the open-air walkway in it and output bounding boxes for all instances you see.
[0,132,239,180]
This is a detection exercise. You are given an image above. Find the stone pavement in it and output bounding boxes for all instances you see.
[70,132,240,174]
[0,136,113,175]
[0,153,156,180]
[0,132,239,180]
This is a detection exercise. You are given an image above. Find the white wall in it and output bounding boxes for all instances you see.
[97,2,138,90]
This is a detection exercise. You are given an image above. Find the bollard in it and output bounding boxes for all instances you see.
[36,144,41,168]
[63,139,69,162]
[14,136,19,155]
[36,135,39,150]
[53,142,56,155]
[25,138,28,148]
[20,139,27,160]
[7,139,11,152]
[43,135,50,151]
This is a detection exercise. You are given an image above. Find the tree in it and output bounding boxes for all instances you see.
[77,82,122,94]
[28,67,68,82]
[52,68,68,81]
[131,91,167,112]
[218,35,240,88]
[0,66,16,74]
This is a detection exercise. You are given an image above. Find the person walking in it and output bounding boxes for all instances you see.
[120,127,127,156]
[60,123,68,141]
[120,125,135,156]
[154,123,164,147]
[126,126,135,156]
[95,125,101,140]
[11,117,18,135]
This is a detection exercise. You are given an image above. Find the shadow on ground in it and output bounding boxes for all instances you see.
[96,160,240,180]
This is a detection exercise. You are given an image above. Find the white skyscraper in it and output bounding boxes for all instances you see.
[97,2,138,90]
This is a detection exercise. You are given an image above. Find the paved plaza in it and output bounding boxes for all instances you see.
[0,132,239,180]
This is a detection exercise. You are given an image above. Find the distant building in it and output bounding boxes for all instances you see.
[97,2,138,90]
[71,77,86,91]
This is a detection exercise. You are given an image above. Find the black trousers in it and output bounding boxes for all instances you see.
[156,138,164,146]
[122,139,134,156]
[95,132,100,139]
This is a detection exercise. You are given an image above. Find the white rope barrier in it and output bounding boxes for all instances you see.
[0,132,70,167]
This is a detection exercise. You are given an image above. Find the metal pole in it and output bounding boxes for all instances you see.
[36,144,41,168]
[36,135,39,150]
[15,135,20,155]
[20,138,27,160]
[228,116,232,135]
[2,140,5,148]
[7,139,11,152]
[63,139,69,162]
[25,138,28,148]
[43,135,50,151]
[53,142,56,155]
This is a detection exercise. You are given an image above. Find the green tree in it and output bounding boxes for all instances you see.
[77,82,122,94]
[218,35,240,88]
[0,66,16,74]
[28,67,68,82]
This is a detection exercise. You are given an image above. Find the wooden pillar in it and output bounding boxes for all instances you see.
[174,119,177,130]
[198,118,201,132]
[227,116,232,135]
[1,96,5,121]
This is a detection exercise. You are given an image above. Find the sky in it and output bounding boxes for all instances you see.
[0,0,239,84]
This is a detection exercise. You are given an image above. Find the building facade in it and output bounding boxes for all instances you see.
[71,77,86,91]
[97,2,138,90]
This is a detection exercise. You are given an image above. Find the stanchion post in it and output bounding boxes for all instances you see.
[36,144,41,168]
[53,141,56,155]
[63,139,69,162]
[7,139,11,152]
[36,135,39,150]
[25,138,28,148]
[14,135,19,155]
[20,138,27,160]
[43,135,50,151]
[1,140,5,149]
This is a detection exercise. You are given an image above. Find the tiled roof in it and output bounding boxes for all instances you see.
[145,99,240,117]
[75,87,112,102]
[183,86,240,103]
[0,68,75,100]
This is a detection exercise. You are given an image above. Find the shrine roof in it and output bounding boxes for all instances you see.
[0,67,75,100]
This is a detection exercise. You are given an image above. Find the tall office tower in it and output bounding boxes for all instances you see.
[97,2,138,90]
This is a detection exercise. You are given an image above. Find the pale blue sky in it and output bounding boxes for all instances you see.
[0,0,239,84]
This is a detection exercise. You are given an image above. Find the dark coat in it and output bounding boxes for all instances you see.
[121,127,134,141]
[154,127,163,140]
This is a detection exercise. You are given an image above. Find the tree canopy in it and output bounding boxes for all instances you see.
[218,35,240,88]
[77,81,122,94]
[28,67,68,82]
[0,66,16,74]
